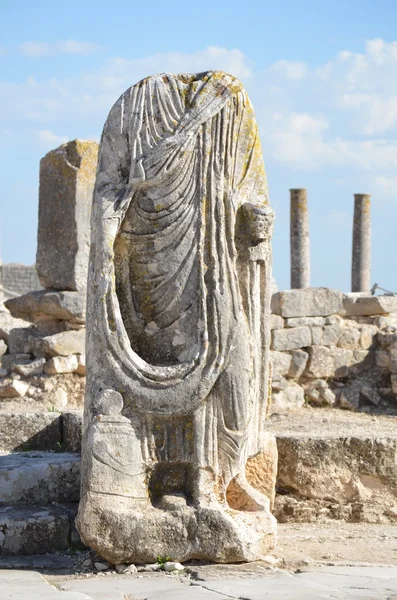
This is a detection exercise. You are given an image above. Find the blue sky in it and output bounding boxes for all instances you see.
[1,0,397,291]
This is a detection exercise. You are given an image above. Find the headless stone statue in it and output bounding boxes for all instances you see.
[77,71,276,563]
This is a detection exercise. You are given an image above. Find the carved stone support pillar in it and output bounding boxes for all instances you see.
[352,193,371,293]
[290,188,310,289]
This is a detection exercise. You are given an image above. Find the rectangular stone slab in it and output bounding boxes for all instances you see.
[0,452,80,505]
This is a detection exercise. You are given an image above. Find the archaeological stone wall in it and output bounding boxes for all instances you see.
[0,263,41,301]
[270,288,397,414]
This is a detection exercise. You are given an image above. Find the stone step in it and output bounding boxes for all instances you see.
[1,409,397,533]
[0,452,80,505]
[267,409,397,524]
[0,411,82,452]
[0,504,80,555]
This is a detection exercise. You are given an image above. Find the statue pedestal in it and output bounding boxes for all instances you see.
[77,493,276,564]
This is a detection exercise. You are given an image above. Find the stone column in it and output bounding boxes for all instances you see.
[290,189,310,289]
[352,193,371,293]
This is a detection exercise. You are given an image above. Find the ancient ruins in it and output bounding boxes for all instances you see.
[1,71,397,576]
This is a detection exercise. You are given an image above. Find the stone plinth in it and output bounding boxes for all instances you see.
[36,140,98,291]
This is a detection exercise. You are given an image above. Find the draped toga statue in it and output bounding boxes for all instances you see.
[77,71,277,564]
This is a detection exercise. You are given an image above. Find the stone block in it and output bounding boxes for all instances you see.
[271,374,288,391]
[287,349,308,379]
[331,347,353,377]
[0,452,80,505]
[12,357,46,377]
[276,433,397,505]
[0,506,71,555]
[0,413,61,452]
[62,412,83,453]
[322,323,343,346]
[285,316,325,328]
[36,139,98,291]
[5,290,86,323]
[44,355,79,375]
[343,293,397,317]
[0,340,6,357]
[271,288,343,318]
[33,329,85,358]
[8,327,36,354]
[272,326,311,351]
[360,324,378,349]
[270,351,291,377]
[0,379,29,399]
[271,381,305,411]
[311,327,322,345]
[305,346,334,379]
[338,324,361,349]
[270,315,284,330]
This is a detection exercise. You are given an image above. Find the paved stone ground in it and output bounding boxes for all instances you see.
[1,523,397,599]
[2,564,397,599]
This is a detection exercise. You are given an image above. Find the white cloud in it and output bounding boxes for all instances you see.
[20,40,100,57]
[2,39,397,181]
[270,60,308,80]
[36,129,68,147]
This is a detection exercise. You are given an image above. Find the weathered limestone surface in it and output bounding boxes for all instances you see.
[272,288,343,318]
[77,71,276,564]
[36,140,98,291]
[0,452,80,505]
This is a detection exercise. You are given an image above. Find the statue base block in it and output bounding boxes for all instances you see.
[76,494,276,564]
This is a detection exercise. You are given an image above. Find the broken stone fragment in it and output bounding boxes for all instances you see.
[5,290,86,324]
[271,381,305,411]
[0,379,29,398]
[343,293,397,317]
[271,351,292,377]
[34,330,85,357]
[1,353,31,373]
[44,355,79,374]
[12,357,46,377]
[0,339,6,357]
[305,346,335,379]
[287,349,308,379]
[75,354,86,376]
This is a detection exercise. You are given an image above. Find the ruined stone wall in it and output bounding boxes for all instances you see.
[2,287,397,417]
[270,288,397,414]
[0,263,41,300]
